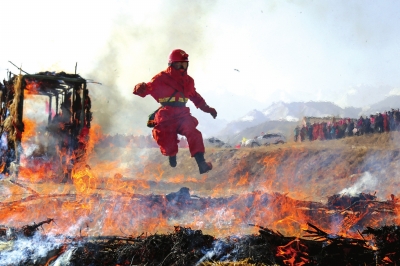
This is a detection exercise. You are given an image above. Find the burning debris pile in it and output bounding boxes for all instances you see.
[1,189,400,265]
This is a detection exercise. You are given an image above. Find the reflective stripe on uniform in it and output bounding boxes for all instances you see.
[159,97,188,103]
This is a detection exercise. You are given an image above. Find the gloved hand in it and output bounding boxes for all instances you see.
[133,82,147,95]
[200,104,217,119]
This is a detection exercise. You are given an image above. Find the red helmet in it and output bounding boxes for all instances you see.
[168,49,189,63]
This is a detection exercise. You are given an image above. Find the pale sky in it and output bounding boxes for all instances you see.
[1,0,400,134]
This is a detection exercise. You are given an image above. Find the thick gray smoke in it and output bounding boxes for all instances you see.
[87,1,216,135]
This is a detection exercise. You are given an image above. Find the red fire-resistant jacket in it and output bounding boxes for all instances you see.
[133,66,206,109]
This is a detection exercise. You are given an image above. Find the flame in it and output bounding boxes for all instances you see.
[72,165,95,193]
[19,118,60,182]
[21,118,37,140]
[19,161,55,182]
[24,79,41,96]
[276,238,309,266]
[236,172,249,186]
[154,164,165,181]
[86,124,103,156]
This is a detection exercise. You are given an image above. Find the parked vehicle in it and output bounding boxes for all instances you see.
[242,133,286,147]
[205,137,231,148]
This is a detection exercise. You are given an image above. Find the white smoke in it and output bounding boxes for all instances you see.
[22,143,39,158]
[196,239,231,265]
[339,172,377,196]
[0,233,63,265]
[0,217,97,265]
[50,247,76,266]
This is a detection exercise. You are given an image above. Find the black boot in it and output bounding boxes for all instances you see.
[169,155,177,167]
[194,152,212,174]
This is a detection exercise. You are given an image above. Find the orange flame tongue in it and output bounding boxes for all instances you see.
[22,118,37,140]
[276,238,309,266]
[25,79,41,95]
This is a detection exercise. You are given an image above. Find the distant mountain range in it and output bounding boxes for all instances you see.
[363,95,400,114]
[213,95,400,143]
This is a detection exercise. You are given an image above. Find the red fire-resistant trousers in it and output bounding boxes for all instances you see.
[152,106,205,157]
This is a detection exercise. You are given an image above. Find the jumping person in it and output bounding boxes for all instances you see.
[133,49,217,174]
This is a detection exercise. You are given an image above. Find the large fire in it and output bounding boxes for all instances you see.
[1,74,400,265]
[2,118,399,240]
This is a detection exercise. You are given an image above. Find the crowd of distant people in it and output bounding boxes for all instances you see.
[294,109,400,142]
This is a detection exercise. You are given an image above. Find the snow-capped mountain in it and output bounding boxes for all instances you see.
[238,109,266,122]
[262,101,361,121]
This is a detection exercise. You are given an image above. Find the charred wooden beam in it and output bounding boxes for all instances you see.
[304,222,367,246]
[23,74,86,84]
[21,218,54,237]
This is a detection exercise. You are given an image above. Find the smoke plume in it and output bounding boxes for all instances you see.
[87,0,216,135]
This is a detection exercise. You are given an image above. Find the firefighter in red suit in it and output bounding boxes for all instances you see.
[133,49,217,174]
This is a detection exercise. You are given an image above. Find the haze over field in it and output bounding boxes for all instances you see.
[1,0,400,135]
[2,3,400,265]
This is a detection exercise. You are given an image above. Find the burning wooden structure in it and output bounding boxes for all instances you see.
[0,70,92,181]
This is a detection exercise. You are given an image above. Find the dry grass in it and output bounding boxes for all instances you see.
[288,131,400,150]
[3,75,23,142]
[7,131,398,202]
[200,259,274,266]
